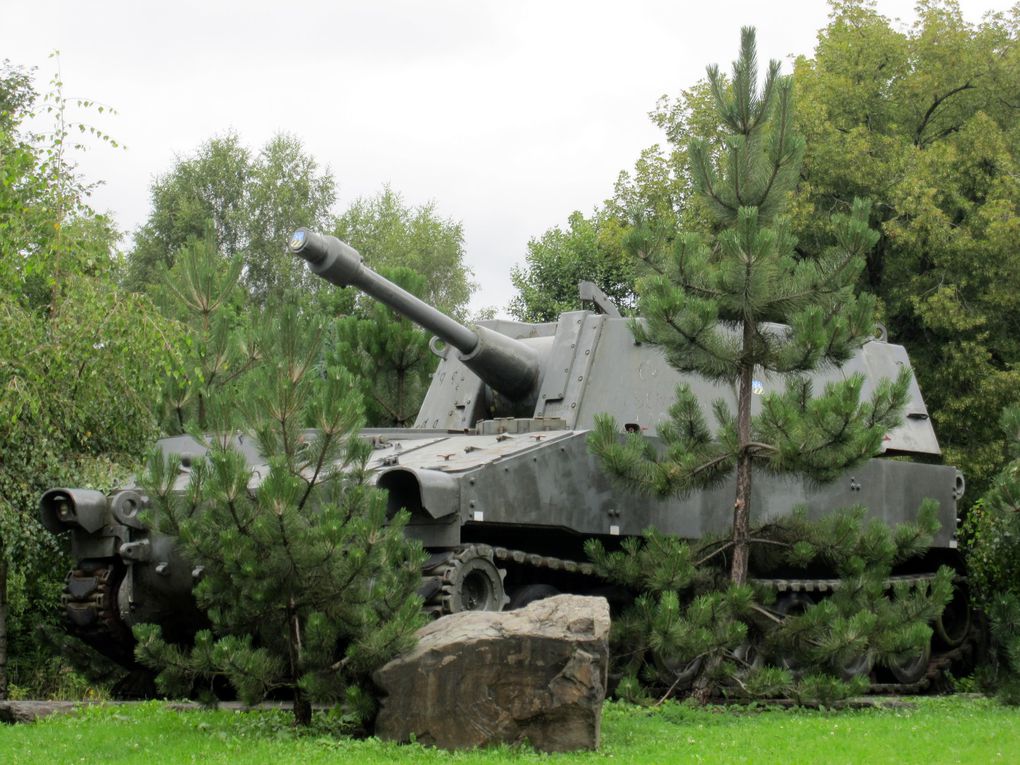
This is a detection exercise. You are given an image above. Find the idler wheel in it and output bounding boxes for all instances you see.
[508,583,560,610]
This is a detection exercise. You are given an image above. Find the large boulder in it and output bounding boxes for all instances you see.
[373,594,610,752]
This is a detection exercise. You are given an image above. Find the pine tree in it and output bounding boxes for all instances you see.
[590,27,910,587]
[758,501,952,702]
[157,230,260,433]
[133,307,426,726]
[584,531,753,701]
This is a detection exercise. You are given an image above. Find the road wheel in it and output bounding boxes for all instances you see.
[774,592,815,673]
[652,650,703,689]
[833,649,874,681]
[889,641,931,684]
[935,583,971,648]
[508,583,560,610]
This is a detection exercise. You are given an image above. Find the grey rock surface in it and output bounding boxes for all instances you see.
[373,594,610,752]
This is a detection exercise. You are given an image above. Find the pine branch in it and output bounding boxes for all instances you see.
[297,429,337,511]
[226,498,254,538]
[662,316,738,375]
[757,84,792,206]
[695,540,735,567]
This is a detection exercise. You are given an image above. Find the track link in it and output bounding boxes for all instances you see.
[751,573,975,694]
[62,561,134,664]
[420,547,974,694]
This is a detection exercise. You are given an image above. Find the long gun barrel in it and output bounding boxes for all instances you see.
[289,229,540,402]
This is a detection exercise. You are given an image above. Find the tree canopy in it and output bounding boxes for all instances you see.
[333,186,474,317]
[508,210,636,322]
[127,132,337,303]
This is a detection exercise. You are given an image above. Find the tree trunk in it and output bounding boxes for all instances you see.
[0,545,8,700]
[197,392,206,431]
[292,692,312,726]
[287,597,310,725]
[690,656,717,705]
[692,333,756,704]
[730,326,755,586]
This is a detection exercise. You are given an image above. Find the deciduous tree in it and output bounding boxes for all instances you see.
[333,186,473,317]
[0,61,170,698]
[127,132,337,303]
[508,210,636,322]
[963,405,1020,704]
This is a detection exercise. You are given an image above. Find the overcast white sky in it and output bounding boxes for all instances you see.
[1,1,1012,314]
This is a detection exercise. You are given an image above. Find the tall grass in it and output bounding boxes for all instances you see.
[1,696,1017,764]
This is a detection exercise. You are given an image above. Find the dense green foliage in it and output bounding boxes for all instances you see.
[963,405,1020,703]
[589,503,951,704]
[127,132,337,303]
[508,210,636,322]
[788,1,1020,494]
[3,696,1019,764]
[0,61,173,698]
[133,308,426,725]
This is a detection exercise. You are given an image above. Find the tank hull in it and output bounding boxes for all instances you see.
[39,231,971,690]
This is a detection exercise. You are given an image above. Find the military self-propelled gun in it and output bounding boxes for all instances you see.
[41,228,971,689]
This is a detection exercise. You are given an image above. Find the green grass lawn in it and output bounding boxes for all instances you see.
[2,696,1018,764]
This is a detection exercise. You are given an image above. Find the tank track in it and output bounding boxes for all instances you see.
[419,545,974,695]
[66,549,972,696]
[747,573,937,594]
[61,561,134,664]
[418,544,595,617]
[750,573,976,695]
[868,637,975,695]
